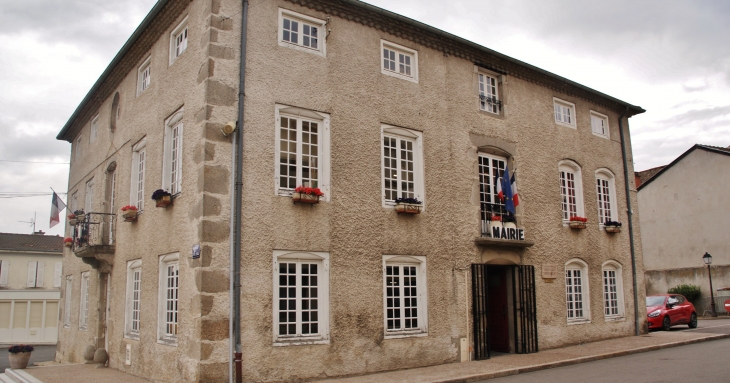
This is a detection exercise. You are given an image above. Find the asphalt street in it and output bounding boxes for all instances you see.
[479,318,730,383]
[0,345,56,373]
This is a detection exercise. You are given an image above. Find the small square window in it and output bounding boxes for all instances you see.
[137,57,151,96]
[170,17,188,64]
[380,40,418,83]
[591,111,609,138]
[554,98,576,128]
[478,73,501,114]
[278,9,326,56]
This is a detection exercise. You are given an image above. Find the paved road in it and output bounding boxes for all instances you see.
[0,345,56,373]
[479,319,730,383]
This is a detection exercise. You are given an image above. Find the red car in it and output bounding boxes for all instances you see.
[646,294,697,331]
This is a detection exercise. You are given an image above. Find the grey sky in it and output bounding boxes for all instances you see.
[1,0,728,235]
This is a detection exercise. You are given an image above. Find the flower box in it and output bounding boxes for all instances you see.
[123,210,138,222]
[292,192,320,204]
[605,225,621,233]
[155,195,172,208]
[569,221,587,229]
[63,238,73,248]
[395,202,422,214]
[68,219,78,226]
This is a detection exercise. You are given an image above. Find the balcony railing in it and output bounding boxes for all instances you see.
[71,212,116,272]
[480,202,513,237]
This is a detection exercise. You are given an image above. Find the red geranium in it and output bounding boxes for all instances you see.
[569,216,588,222]
[121,205,139,212]
[294,186,324,197]
[63,237,73,243]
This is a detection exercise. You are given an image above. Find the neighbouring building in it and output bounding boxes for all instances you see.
[55,0,647,381]
[638,144,730,312]
[0,232,63,344]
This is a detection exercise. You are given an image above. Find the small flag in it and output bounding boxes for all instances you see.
[496,174,504,200]
[502,164,515,214]
[510,171,520,207]
[49,191,67,228]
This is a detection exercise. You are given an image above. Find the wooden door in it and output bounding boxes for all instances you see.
[488,267,510,352]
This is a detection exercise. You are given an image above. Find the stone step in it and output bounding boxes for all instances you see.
[3,369,42,383]
[0,373,15,383]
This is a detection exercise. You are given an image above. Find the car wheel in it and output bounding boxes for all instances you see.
[662,316,671,331]
[689,313,698,328]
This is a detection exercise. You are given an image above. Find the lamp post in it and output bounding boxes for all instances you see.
[703,252,717,317]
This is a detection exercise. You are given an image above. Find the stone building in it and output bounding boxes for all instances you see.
[0,232,63,344]
[639,144,730,312]
[55,0,647,381]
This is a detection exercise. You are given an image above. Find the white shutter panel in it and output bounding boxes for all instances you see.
[27,261,38,287]
[36,262,45,287]
[0,260,8,287]
[54,262,63,288]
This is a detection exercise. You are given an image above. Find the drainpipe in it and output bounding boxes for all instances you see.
[231,1,249,383]
[617,106,640,336]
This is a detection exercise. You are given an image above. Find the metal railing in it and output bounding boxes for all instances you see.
[72,212,116,251]
[480,202,518,237]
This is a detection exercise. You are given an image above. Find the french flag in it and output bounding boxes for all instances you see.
[510,171,520,207]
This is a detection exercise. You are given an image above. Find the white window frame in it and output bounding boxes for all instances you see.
[70,191,78,212]
[565,258,590,324]
[169,17,188,64]
[26,261,44,288]
[590,111,609,139]
[130,138,147,211]
[0,259,8,287]
[595,169,618,226]
[558,160,584,222]
[602,260,625,321]
[84,178,94,213]
[90,115,99,143]
[278,8,326,56]
[53,262,62,288]
[75,136,82,160]
[272,250,330,346]
[274,105,331,200]
[382,255,428,339]
[157,253,179,346]
[125,259,142,339]
[478,71,500,114]
[137,57,151,96]
[79,271,90,331]
[380,40,418,83]
[554,98,576,128]
[63,276,72,327]
[381,124,425,208]
[163,108,184,195]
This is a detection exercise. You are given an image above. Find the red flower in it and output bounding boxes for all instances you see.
[63,237,73,243]
[121,205,138,212]
[295,186,325,197]
[569,216,588,222]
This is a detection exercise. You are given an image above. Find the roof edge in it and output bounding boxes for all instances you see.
[637,144,730,191]
[56,0,170,142]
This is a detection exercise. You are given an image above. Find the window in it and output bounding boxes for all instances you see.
[595,169,618,225]
[602,261,624,320]
[275,105,331,199]
[0,259,8,287]
[565,259,590,323]
[478,73,500,114]
[125,260,142,339]
[90,115,98,143]
[278,9,326,56]
[478,153,507,214]
[382,255,428,338]
[170,17,188,64]
[163,109,184,195]
[79,271,90,330]
[84,178,94,213]
[137,57,151,96]
[130,139,147,210]
[53,262,62,288]
[380,40,418,83]
[591,111,609,138]
[381,125,425,206]
[158,253,178,345]
[26,261,45,288]
[63,276,72,327]
[75,136,82,160]
[558,160,584,221]
[554,98,576,128]
[273,250,330,345]
[108,168,116,243]
[70,191,78,212]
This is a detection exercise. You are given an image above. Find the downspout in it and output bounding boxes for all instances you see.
[231,1,249,383]
[617,105,640,336]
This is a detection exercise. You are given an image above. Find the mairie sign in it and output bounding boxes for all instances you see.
[492,226,525,241]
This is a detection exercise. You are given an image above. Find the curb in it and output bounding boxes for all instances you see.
[433,333,730,383]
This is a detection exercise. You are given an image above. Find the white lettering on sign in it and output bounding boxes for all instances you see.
[491,226,526,240]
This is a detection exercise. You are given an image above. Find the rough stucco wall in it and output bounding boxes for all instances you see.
[228,1,647,381]
[645,266,730,303]
[638,149,730,271]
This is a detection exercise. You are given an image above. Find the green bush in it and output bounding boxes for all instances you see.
[668,284,702,303]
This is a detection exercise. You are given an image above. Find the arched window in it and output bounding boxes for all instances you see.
[110,92,120,132]
[558,160,584,221]
[565,258,590,323]
[595,169,618,225]
[602,261,625,319]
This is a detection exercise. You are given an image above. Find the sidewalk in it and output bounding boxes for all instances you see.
[8,322,730,383]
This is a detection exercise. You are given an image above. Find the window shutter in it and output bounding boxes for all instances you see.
[0,260,8,287]
[36,262,45,287]
[27,261,38,287]
[54,262,63,288]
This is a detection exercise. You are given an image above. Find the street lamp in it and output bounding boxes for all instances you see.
[703,252,717,317]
